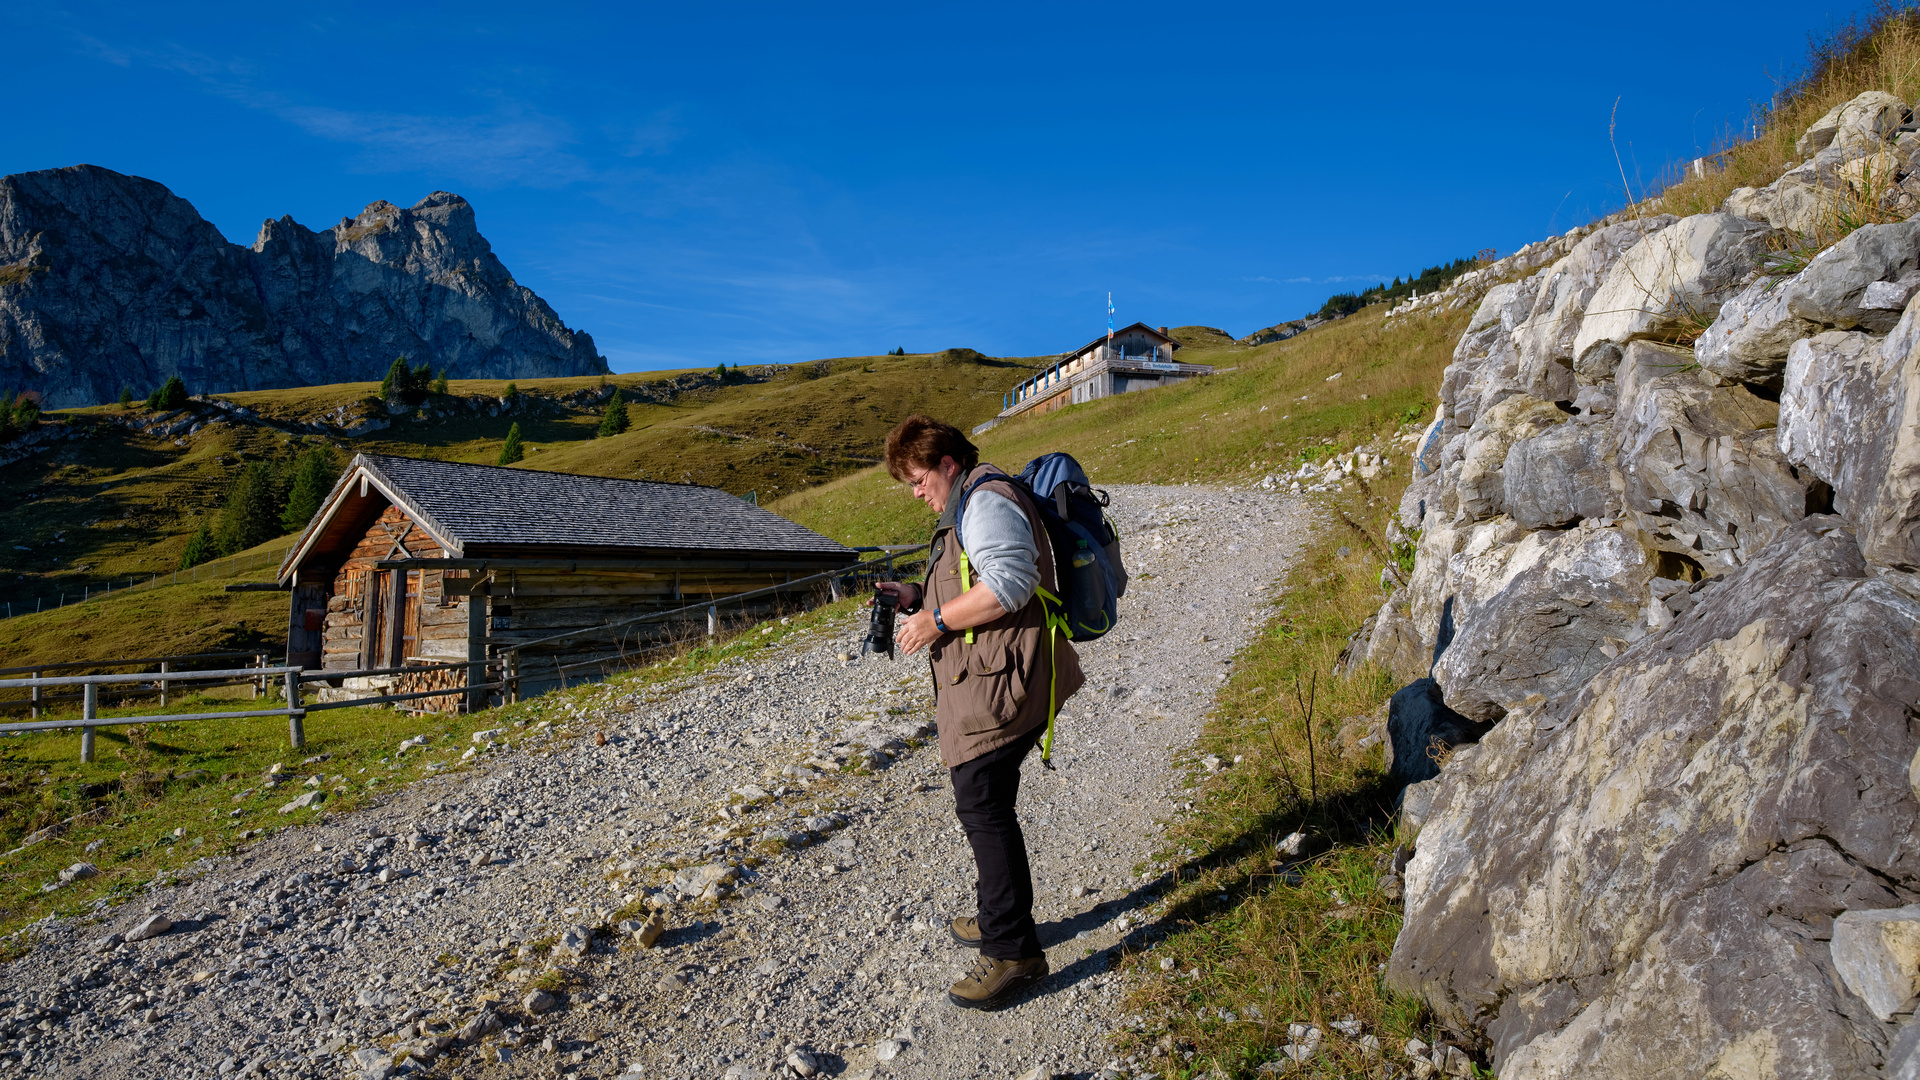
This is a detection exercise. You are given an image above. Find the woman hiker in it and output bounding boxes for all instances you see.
[874,414,1084,1009]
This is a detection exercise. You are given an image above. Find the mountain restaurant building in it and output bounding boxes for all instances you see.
[974,322,1214,434]
[276,454,856,703]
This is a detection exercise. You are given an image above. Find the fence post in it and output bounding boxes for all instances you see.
[285,670,304,749]
[506,652,520,704]
[31,668,43,720]
[829,575,843,602]
[159,660,170,707]
[253,653,266,700]
[707,605,718,636]
[80,683,96,763]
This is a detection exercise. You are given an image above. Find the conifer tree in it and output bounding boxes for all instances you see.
[430,370,449,396]
[280,447,339,533]
[119,386,134,408]
[499,422,525,465]
[503,382,519,404]
[146,375,188,410]
[179,523,213,570]
[214,461,285,556]
[597,388,629,437]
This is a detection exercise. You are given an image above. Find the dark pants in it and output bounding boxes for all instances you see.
[950,724,1045,960]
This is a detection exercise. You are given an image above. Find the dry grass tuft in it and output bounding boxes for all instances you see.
[1657,4,1920,217]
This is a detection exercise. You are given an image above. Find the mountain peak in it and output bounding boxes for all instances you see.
[0,165,606,407]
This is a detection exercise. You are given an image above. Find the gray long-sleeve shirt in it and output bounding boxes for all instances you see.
[958,490,1040,612]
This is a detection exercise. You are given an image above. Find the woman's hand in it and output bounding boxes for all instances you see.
[897,609,940,655]
[873,581,921,611]
[894,584,1009,656]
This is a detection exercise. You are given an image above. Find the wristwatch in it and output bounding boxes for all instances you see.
[933,607,951,633]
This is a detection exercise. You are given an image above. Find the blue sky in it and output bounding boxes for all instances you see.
[0,2,1871,371]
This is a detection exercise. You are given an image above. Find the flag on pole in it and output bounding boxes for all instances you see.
[1107,292,1114,342]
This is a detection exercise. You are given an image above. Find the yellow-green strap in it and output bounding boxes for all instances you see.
[959,550,975,644]
[1034,585,1070,766]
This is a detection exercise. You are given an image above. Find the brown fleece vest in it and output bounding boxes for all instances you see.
[924,466,1085,767]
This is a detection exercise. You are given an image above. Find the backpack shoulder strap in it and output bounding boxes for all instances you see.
[949,465,1010,551]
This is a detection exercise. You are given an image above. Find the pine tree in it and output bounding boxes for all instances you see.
[280,447,339,533]
[214,461,285,556]
[597,388,629,437]
[146,375,188,410]
[712,363,727,383]
[118,386,134,408]
[503,382,520,404]
[499,422,524,465]
[430,370,449,396]
[179,523,213,570]
[379,357,405,401]
[9,393,39,431]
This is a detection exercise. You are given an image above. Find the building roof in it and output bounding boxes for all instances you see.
[1062,321,1179,361]
[279,453,853,580]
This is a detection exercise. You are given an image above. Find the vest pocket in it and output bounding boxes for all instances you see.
[951,643,1027,734]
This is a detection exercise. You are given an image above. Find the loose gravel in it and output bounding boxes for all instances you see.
[0,484,1311,1080]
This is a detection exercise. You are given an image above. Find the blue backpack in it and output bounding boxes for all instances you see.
[953,453,1128,642]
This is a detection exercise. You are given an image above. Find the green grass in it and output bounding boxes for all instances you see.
[1112,487,1446,1078]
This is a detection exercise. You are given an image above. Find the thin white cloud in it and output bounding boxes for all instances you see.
[72,34,595,188]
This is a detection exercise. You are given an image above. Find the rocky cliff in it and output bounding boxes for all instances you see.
[0,165,607,408]
[1367,93,1920,1078]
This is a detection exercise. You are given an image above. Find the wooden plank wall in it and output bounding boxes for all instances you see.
[321,506,447,670]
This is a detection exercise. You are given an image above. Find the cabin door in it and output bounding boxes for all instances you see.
[364,569,423,668]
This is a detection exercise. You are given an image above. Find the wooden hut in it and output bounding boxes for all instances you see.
[276,453,856,702]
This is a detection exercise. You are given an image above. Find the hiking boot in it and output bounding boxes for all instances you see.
[949,916,981,948]
[948,954,1048,1010]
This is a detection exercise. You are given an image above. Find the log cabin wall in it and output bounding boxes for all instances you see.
[319,505,450,670]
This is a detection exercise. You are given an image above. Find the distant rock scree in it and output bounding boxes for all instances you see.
[1364,90,1920,1078]
[0,164,608,408]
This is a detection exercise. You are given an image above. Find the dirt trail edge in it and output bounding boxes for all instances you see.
[5,484,1312,1080]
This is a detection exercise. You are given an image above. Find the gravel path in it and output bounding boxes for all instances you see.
[1,484,1311,1080]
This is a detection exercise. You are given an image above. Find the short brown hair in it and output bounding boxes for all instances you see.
[883,414,979,482]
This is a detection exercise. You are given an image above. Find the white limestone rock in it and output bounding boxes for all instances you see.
[1571,213,1774,376]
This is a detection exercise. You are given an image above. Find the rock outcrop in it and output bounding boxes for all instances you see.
[0,165,607,407]
[1370,91,1920,1077]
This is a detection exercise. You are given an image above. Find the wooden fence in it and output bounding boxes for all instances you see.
[0,546,927,759]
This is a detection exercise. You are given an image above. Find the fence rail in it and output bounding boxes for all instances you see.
[1,545,934,758]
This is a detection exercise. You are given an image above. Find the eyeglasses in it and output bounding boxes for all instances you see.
[908,469,936,493]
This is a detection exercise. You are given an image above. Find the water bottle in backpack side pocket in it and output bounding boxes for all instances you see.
[1067,538,1110,637]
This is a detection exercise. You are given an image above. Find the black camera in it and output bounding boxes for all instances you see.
[863,590,899,659]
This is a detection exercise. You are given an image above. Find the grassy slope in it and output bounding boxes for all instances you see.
[0,351,1034,667]
[773,303,1463,545]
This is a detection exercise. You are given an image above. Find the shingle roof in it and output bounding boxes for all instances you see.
[358,453,853,557]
